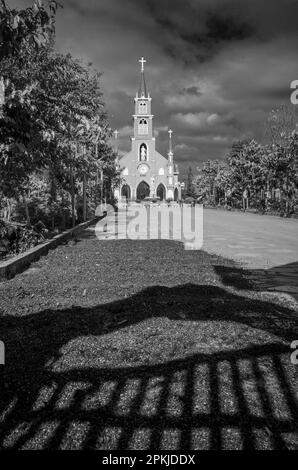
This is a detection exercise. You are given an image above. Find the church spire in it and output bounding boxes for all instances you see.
[168,129,173,154]
[168,129,174,165]
[138,57,148,98]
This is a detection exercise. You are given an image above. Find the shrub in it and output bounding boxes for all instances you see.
[0,219,47,258]
[10,225,45,255]
[14,196,73,231]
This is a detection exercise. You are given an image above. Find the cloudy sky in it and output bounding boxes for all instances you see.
[12,0,298,177]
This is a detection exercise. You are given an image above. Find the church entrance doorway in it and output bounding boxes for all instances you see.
[121,184,131,201]
[137,181,150,200]
[157,183,166,201]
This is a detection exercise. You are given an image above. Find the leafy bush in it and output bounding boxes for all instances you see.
[0,219,47,259]
[10,225,45,255]
[14,196,73,231]
[0,219,12,258]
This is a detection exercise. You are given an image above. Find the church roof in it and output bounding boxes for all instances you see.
[138,70,148,98]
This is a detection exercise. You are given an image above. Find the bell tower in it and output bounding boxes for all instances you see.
[132,58,155,163]
[115,57,181,203]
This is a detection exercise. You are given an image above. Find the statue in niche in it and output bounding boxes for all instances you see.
[140,144,147,161]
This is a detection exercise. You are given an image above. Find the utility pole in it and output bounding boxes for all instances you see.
[95,142,99,185]
[71,144,76,228]
[83,173,87,222]
[0,77,5,219]
[94,136,104,215]
[0,77,4,117]
[94,141,99,210]
[83,145,87,222]
[113,129,120,205]
[102,169,105,212]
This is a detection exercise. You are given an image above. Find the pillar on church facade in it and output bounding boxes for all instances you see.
[167,189,174,200]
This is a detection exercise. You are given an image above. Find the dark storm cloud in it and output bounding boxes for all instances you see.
[129,0,298,65]
[129,0,254,64]
[10,0,298,176]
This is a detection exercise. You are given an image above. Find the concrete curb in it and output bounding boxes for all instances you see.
[0,217,100,281]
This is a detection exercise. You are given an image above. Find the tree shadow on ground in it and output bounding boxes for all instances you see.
[214,261,298,298]
[0,284,297,450]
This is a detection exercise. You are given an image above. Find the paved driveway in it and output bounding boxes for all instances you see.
[203,209,298,270]
[96,206,298,301]
[203,209,298,301]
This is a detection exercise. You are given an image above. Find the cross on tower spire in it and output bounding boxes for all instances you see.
[139,57,146,72]
[138,57,148,98]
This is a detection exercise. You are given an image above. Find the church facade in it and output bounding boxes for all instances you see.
[115,58,181,202]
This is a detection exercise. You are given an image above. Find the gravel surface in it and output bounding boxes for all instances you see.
[0,225,297,450]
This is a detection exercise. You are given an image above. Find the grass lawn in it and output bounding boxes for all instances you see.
[0,228,297,450]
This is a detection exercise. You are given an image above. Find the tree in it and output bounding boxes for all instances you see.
[0,44,118,194]
[0,1,120,227]
[225,140,262,202]
[0,0,59,59]
[264,104,298,146]
[191,105,298,214]
[194,160,229,205]
[0,0,60,217]
[185,166,196,198]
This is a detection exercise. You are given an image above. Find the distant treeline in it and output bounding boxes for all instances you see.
[188,106,298,216]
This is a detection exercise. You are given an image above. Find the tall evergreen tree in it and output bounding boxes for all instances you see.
[186,166,196,198]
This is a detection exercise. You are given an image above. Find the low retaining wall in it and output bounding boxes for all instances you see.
[0,217,100,281]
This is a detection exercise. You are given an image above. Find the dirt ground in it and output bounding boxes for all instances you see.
[0,226,297,449]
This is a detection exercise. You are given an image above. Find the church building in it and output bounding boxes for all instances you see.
[115,58,181,202]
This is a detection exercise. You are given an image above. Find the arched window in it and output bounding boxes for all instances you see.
[139,102,148,114]
[137,181,150,200]
[121,184,131,201]
[174,187,179,201]
[139,143,148,161]
[157,183,166,201]
[138,118,148,135]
